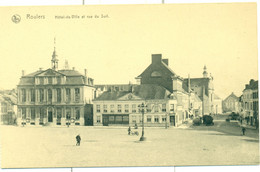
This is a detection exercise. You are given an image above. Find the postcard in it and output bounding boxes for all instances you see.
[0,3,259,169]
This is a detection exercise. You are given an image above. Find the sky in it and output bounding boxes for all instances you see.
[0,3,258,99]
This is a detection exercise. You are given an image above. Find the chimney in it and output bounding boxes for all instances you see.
[162,59,169,66]
[39,68,43,71]
[84,69,87,76]
[22,70,25,76]
[152,54,162,64]
[72,67,75,70]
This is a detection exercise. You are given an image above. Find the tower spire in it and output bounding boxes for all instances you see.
[203,65,208,78]
[51,37,58,70]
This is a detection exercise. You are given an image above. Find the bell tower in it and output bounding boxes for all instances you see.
[51,38,59,70]
[203,65,208,78]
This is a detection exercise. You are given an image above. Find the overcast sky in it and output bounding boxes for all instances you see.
[0,3,258,99]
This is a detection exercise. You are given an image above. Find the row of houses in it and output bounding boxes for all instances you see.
[222,79,258,127]
[1,47,223,127]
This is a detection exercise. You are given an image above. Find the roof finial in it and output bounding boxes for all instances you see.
[51,37,58,70]
[203,65,208,78]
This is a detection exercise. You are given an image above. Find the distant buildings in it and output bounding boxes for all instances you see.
[0,89,17,125]
[223,92,240,113]
[242,79,258,127]
[16,46,95,126]
[93,54,222,127]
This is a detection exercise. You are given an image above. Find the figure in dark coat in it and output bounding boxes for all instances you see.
[128,126,131,135]
[242,127,246,136]
[76,134,81,146]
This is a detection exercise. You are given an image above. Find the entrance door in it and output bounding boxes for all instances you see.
[103,116,109,126]
[48,110,53,122]
[170,116,175,126]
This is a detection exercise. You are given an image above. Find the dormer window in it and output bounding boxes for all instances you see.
[151,71,162,77]
[48,77,52,84]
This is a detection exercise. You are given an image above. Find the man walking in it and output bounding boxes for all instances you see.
[76,134,81,146]
[242,127,246,136]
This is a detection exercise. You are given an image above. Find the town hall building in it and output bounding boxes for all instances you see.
[17,46,95,126]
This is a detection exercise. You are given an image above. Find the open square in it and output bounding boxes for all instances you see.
[1,119,259,168]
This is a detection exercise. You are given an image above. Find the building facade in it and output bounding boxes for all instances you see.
[17,47,95,126]
[0,90,17,125]
[93,54,204,127]
[183,65,222,115]
[93,84,178,127]
[223,92,240,113]
[242,79,258,127]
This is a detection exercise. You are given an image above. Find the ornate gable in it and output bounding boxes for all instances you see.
[117,93,142,101]
[36,69,64,77]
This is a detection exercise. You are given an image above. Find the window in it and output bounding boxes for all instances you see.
[132,116,136,123]
[125,104,129,113]
[48,77,52,84]
[154,116,159,123]
[97,116,101,123]
[151,71,162,77]
[57,77,61,84]
[57,108,62,119]
[31,108,35,120]
[75,88,80,102]
[66,88,71,102]
[30,89,35,102]
[39,77,44,84]
[21,108,26,119]
[146,104,151,112]
[39,108,45,119]
[118,104,122,112]
[162,104,166,112]
[170,104,175,112]
[21,89,26,102]
[75,107,80,120]
[39,89,44,102]
[154,104,159,113]
[48,89,52,102]
[162,117,166,122]
[147,116,152,122]
[66,108,71,120]
[103,105,107,112]
[96,105,100,112]
[132,104,136,113]
[110,105,114,113]
[57,88,61,102]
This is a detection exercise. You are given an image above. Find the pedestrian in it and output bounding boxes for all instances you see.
[128,126,131,135]
[242,127,246,136]
[134,123,138,129]
[76,134,81,146]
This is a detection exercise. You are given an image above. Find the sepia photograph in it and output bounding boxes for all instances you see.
[0,0,259,170]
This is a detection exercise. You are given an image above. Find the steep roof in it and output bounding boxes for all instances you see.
[244,79,258,90]
[94,84,171,101]
[224,92,239,102]
[18,68,91,86]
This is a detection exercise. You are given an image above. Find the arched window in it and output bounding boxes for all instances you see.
[151,71,162,77]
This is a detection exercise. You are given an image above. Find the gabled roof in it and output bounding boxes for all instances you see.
[137,61,176,78]
[224,92,239,102]
[58,69,83,76]
[94,84,171,101]
[244,79,258,90]
[183,77,210,87]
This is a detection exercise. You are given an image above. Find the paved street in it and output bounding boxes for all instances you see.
[0,118,259,168]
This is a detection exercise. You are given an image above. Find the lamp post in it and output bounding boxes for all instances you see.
[138,102,147,141]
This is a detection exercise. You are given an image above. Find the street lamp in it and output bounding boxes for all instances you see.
[138,102,147,141]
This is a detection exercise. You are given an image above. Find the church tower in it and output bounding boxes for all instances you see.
[51,38,58,70]
[203,65,208,78]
